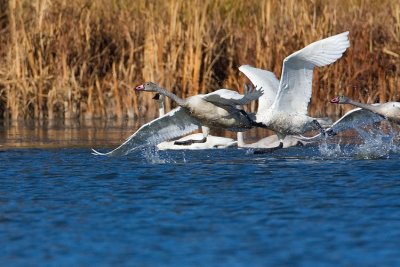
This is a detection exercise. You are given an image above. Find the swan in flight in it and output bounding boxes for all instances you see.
[153,94,237,150]
[92,83,263,156]
[330,95,400,124]
[235,83,313,151]
[239,31,350,150]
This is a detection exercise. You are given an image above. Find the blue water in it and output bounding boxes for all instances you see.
[1,145,400,266]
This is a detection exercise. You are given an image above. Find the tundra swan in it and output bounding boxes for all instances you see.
[239,31,350,150]
[92,84,263,156]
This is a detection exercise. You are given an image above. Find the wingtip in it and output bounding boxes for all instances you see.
[238,64,252,72]
[337,31,351,46]
[91,148,108,156]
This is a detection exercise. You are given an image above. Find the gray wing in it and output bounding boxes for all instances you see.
[92,107,201,156]
[297,108,383,141]
[202,88,263,107]
[328,108,384,134]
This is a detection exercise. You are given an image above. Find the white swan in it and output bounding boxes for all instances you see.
[153,94,237,150]
[330,95,400,124]
[235,69,331,152]
[234,83,310,150]
[239,31,350,149]
[92,83,263,156]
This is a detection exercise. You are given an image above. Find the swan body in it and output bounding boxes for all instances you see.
[136,83,263,131]
[154,95,238,150]
[240,31,350,144]
[331,95,400,124]
[92,84,262,156]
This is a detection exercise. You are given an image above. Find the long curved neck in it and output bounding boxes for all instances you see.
[156,87,186,107]
[346,98,380,113]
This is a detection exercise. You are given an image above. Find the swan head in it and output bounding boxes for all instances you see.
[135,82,161,92]
[330,95,350,104]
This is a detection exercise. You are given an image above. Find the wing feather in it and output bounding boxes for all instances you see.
[92,107,201,156]
[297,107,383,141]
[238,65,279,112]
[328,108,383,134]
[203,88,263,106]
[272,31,350,115]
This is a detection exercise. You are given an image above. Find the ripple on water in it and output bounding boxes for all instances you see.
[0,145,400,266]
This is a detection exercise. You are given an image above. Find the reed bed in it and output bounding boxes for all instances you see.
[0,0,399,125]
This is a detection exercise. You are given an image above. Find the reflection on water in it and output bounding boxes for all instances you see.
[0,119,273,150]
[1,119,400,158]
[0,119,146,149]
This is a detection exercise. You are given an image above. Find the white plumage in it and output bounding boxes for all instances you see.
[240,31,350,146]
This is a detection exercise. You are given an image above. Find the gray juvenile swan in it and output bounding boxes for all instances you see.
[92,83,263,156]
[239,31,350,151]
[330,95,400,124]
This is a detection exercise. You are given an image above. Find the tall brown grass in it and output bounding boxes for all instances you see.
[0,0,399,125]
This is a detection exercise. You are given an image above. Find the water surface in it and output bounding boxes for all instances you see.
[1,143,400,266]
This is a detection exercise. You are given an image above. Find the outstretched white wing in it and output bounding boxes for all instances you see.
[272,31,350,115]
[238,64,279,113]
[202,88,263,106]
[92,107,201,156]
[298,107,383,141]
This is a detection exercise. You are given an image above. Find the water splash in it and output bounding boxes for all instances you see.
[353,126,396,159]
[141,147,176,164]
[318,139,343,158]
[318,124,399,160]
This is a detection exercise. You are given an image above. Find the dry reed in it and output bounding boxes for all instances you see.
[0,0,399,126]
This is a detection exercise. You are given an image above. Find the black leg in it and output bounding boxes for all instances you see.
[174,137,207,145]
[325,129,337,137]
[295,141,304,147]
[253,142,283,154]
[313,120,326,135]
[238,109,268,129]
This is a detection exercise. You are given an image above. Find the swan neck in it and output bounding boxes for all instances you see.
[156,87,186,106]
[347,99,378,112]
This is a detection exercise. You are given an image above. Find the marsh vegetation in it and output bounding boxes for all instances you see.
[0,0,399,126]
